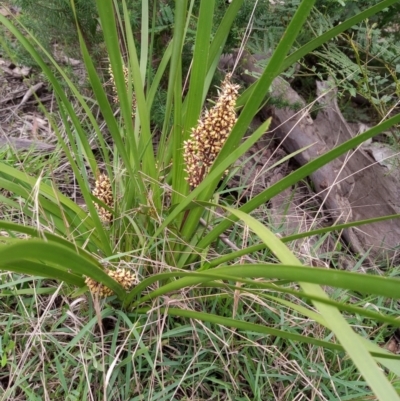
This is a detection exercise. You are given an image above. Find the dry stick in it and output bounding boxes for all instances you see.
[0,137,55,152]
[0,88,27,104]
[14,82,44,112]
[3,82,45,124]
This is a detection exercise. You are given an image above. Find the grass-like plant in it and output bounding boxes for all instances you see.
[1,0,400,399]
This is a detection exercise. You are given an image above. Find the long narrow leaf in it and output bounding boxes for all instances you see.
[0,240,125,299]
[173,0,215,204]
[0,221,99,263]
[126,264,400,306]
[2,262,84,286]
[135,307,343,351]
[203,214,400,268]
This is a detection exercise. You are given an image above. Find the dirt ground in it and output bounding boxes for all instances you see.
[0,56,57,152]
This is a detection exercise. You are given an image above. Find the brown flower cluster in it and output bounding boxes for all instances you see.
[183,74,239,188]
[108,61,136,116]
[92,173,114,223]
[85,268,136,298]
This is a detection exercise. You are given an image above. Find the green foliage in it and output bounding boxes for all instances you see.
[4,0,141,65]
[5,0,96,65]
[315,0,398,25]
[248,0,400,123]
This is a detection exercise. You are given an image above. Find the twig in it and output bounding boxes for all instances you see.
[14,82,44,112]
[0,137,55,152]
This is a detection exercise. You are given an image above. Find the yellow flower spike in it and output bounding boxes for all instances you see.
[108,60,137,117]
[92,173,114,223]
[85,268,136,298]
[183,74,240,188]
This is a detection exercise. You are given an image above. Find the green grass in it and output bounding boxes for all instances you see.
[1,269,399,400]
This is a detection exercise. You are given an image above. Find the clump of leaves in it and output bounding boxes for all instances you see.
[1,1,400,400]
